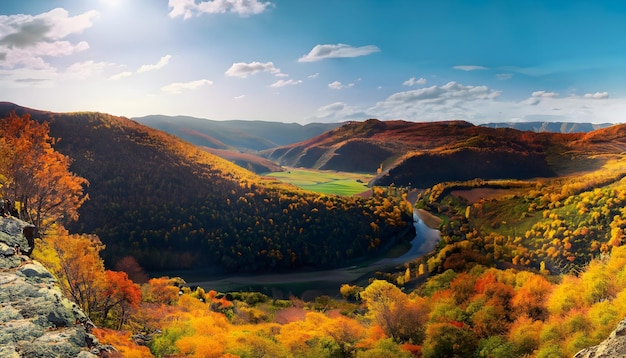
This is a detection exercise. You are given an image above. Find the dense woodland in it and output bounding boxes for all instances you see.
[0,109,413,272]
[2,108,626,357]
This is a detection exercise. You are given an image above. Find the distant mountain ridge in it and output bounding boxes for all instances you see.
[481,121,615,133]
[133,114,342,151]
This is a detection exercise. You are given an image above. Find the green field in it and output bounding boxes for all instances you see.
[264,168,374,196]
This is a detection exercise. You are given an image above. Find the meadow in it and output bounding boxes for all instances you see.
[264,167,373,196]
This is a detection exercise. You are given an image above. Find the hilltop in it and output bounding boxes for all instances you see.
[262,118,626,187]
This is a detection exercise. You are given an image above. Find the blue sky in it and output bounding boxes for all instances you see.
[0,0,625,124]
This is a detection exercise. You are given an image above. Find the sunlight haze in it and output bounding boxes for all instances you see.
[0,0,625,123]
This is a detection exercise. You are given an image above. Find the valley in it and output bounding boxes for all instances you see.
[2,103,626,357]
[263,167,373,196]
[154,209,442,298]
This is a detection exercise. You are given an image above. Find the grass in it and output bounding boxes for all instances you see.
[264,167,374,196]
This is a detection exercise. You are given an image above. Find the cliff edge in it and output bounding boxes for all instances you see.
[0,216,117,357]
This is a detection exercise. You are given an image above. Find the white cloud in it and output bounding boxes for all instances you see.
[138,55,172,73]
[318,102,347,113]
[496,73,513,80]
[270,79,302,88]
[109,71,132,80]
[510,92,623,123]
[584,91,609,99]
[65,60,112,79]
[403,77,427,86]
[311,81,501,122]
[0,8,99,69]
[234,94,245,99]
[310,101,370,122]
[522,90,560,105]
[161,79,212,93]
[328,81,344,90]
[308,73,319,79]
[453,65,488,71]
[168,0,272,19]
[310,82,625,124]
[328,78,359,90]
[225,61,282,78]
[298,43,380,62]
[531,90,559,98]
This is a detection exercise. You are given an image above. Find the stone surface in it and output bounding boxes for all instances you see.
[0,216,35,254]
[574,318,626,357]
[0,216,112,357]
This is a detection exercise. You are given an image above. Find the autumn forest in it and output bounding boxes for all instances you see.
[2,103,626,357]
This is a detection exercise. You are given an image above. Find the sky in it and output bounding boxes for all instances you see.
[0,0,625,124]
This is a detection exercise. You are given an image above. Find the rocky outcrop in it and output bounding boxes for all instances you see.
[0,216,117,357]
[575,318,626,357]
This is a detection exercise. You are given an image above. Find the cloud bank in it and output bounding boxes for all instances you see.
[0,8,99,70]
[225,61,282,78]
[298,43,380,62]
[138,55,172,73]
[161,79,213,93]
[453,65,488,71]
[310,82,624,124]
[168,0,272,19]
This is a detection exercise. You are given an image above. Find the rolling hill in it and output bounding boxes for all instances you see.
[262,118,626,188]
[133,114,342,151]
[0,103,412,273]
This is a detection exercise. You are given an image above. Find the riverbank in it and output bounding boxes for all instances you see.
[181,210,442,298]
[415,208,442,229]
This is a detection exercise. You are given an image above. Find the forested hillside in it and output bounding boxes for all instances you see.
[262,118,626,188]
[0,104,412,272]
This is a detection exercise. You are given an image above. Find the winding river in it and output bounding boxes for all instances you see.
[181,210,442,299]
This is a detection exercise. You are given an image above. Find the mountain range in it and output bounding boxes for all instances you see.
[2,102,626,274]
[263,118,626,187]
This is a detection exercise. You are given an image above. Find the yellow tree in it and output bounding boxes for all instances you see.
[0,112,88,232]
[360,279,429,343]
[30,227,105,319]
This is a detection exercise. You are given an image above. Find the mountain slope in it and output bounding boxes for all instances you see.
[263,118,626,187]
[133,114,342,151]
[0,103,411,273]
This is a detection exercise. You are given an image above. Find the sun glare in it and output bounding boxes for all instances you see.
[99,0,122,7]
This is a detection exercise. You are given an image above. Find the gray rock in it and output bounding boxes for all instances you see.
[0,217,115,357]
[0,216,35,255]
[0,305,23,322]
[0,343,19,358]
[0,241,15,255]
[19,262,54,281]
[575,318,626,357]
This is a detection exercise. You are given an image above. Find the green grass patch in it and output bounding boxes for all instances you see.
[264,168,373,196]
[473,195,538,237]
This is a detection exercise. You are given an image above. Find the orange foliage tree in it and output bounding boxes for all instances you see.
[35,227,141,328]
[0,112,88,232]
[102,270,142,330]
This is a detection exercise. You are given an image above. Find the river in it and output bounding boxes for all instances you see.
[178,210,442,299]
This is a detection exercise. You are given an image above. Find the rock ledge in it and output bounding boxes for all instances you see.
[0,216,115,357]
